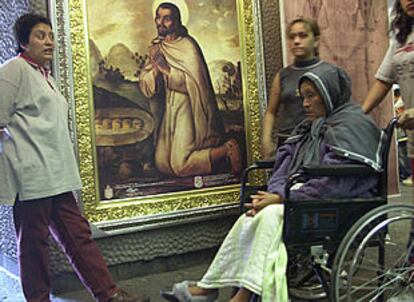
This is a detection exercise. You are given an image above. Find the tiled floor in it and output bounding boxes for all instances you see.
[1,186,413,302]
[0,260,232,302]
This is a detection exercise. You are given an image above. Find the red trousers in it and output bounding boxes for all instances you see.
[13,192,117,302]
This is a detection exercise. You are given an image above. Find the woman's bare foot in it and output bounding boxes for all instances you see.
[225,138,242,175]
[229,288,252,302]
[188,285,217,296]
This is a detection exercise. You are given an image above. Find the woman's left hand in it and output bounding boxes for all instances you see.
[245,191,282,217]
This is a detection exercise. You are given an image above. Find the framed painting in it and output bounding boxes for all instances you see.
[54,0,261,226]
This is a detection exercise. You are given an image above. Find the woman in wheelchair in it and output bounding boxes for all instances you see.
[161,64,384,302]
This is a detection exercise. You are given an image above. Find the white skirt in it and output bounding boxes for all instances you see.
[198,204,288,301]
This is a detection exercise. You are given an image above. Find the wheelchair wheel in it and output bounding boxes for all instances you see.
[331,204,414,302]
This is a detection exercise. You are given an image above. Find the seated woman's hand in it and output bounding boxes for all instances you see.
[245,191,282,217]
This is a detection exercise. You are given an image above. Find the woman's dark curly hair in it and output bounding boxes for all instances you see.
[14,13,52,53]
[391,1,414,45]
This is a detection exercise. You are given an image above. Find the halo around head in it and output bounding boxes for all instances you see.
[152,0,190,26]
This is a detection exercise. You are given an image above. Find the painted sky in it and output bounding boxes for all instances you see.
[86,0,240,64]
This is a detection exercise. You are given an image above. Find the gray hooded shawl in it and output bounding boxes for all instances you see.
[285,63,385,175]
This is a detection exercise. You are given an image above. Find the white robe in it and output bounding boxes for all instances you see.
[198,205,288,301]
[139,36,225,177]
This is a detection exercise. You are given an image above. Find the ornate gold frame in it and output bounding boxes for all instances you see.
[54,0,260,224]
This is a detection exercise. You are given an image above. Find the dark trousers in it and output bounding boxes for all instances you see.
[13,192,117,302]
[398,141,411,180]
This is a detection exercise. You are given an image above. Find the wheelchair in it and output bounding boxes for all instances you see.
[240,117,414,301]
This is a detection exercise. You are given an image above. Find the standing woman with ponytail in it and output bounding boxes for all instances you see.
[363,0,414,183]
[262,18,330,158]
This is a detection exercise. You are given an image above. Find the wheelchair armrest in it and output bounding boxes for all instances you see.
[284,164,378,199]
[254,159,275,169]
[302,164,377,176]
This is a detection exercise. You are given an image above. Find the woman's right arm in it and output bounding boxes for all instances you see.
[262,72,282,158]
[0,78,18,131]
[0,76,17,151]
[362,41,395,113]
[361,79,392,113]
[0,62,20,130]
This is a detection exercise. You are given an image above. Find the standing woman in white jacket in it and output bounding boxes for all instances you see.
[0,13,148,302]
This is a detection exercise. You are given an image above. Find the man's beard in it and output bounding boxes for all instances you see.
[157,26,175,37]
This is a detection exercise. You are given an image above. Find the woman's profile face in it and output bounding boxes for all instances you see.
[21,22,54,67]
[287,22,318,61]
[300,80,327,121]
[400,0,414,18]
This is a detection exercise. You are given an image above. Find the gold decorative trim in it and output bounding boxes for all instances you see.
[67,0,260,222]
[240,0,261,163]
[51,0,77,144]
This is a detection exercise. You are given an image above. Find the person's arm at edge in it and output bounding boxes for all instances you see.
[262,72,282,158]
[362,79,392,114]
